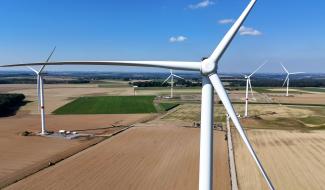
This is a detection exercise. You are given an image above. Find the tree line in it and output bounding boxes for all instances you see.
[0,94,26,116]
[130,80,202,87]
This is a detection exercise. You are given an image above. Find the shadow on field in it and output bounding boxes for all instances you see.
[0,100,30,117]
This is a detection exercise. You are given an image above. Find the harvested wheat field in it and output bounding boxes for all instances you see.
[5,123,230,190]
[232,129,325,190]
[271,93,325,105]
[0,113,152,188]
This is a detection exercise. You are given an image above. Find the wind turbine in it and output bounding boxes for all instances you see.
[28,47,56,135]
[1,1,274,189]
[162,69,184,98]
[244,61,267,117]
[281,63,304,97]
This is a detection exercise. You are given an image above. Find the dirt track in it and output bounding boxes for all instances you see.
[5,123,230,190]
[232,129,325,190]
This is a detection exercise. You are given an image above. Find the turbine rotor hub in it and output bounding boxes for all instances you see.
[201,59,217,76]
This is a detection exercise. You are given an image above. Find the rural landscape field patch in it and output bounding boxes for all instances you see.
[53,96,157,114]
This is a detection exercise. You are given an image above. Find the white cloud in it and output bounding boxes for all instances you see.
[169,36,188,43]
[239,26,262,36]
[188,0,215,9]
[218,19,234,24]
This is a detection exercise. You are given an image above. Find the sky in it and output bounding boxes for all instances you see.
[0,0,324,73]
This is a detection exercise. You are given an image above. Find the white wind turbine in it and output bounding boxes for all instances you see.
[281,63,304,97]
[244,61,267,117]
[28,47,56,135]
[162,69,184,98]
[1,1,274,189]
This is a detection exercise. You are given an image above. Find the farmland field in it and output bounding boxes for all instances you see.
[0,113,152,188]
[54,96,157,114]
[299,87,325,93]
[232,129,325,190]
[2,82,325,190]
[4,123,230,190]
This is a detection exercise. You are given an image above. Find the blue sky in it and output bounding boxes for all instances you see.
[0,0,324,73]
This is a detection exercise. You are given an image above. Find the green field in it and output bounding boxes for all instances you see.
[298,87,325,93]
[53,96,157,114]
[299,116,325,125]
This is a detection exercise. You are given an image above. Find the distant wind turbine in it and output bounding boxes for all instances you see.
[281,63,304,97]
[162,69,184,98]
[27,47,56,135]
[244,61,267,117]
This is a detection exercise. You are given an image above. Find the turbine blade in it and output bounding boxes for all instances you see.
[162,75,172,84]
[249,60,268,77]
[208,73,274,190]
[282,75,289,87]
[0,61,201,71]
[46,46,56,63]
[172,74,185,80]
[27,66,39,74]
[208,0,257,63]
[280,63,289,74]
[290,72,305,75]
[39,46,56,73]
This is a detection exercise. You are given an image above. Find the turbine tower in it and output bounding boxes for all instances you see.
[1,1,275,189]
[28,47,56,135]
[244,61,267,117]
[281,63,304,97]
[162,69,184,98]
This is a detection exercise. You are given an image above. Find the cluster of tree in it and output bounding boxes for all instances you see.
[130,80,202,87]
[131,81,168,87]
[0,94,26,117]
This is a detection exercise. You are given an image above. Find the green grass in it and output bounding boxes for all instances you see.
[299,116,325,125]
[53,96,157,114]
[297,87,325,93]
[159,103,180,111]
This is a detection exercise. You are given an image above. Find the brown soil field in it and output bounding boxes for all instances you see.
[0,84,35,93]
[271,93,325,105]
[5,121,230,190]
[232,129,325,190]
[0,113,152,188]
